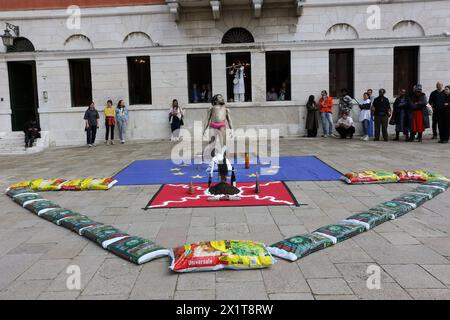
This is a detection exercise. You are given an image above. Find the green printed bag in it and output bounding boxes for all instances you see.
[6,188,33,198]
[412,185,445,199]
[344,211,390,230]
[59,215,102,235]
[107,236,170,264]
[392,192,431,209]
[268,233,333,261]
[422,180,449,190]
[40,208,80,224]
[13,193,43,207]
[371,201,414,219]
[313,222,366,244]
[82,225,129,248]
[24,199,60,215]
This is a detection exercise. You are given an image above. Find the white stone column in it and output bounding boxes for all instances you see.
[251,51,266,103]
[419,45,450,95]
[0,58,12,132]
[354,47,394,100]
[151,54,188,107]
[91,57,129,107]
[211,52,227,98]
[291,49,329,136]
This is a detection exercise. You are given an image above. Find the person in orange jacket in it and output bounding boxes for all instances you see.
[319,90,335,137]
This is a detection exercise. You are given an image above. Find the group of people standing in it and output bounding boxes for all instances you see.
[83,100,129,147]
[305,82,450,143]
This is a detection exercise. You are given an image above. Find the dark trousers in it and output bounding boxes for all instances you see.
[374,115,389,141]
[86,126,97,145]
[336,126,355,138]
[25,132,35,147]
[105,124,115,141]
[438,108,450,142]
[432,109,438,137]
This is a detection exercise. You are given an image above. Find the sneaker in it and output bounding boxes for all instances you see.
[110,141,114,145]
[331,134,338,138]
[363,135,369,141]
[88,144,92,148]
[104,141,108,145]
[121,140,125,144]
[92,143,96,147]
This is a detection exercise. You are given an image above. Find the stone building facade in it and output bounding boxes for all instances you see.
[0,0,449,146]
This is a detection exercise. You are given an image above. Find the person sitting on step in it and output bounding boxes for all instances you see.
[23,120,41,148]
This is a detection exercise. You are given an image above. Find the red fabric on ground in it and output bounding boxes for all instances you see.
[146,181,298,209]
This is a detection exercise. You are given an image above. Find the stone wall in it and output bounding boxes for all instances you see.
[0,0,449,146]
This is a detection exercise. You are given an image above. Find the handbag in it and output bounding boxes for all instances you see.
[180,116,184,126]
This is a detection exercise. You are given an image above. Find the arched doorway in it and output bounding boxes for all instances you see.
[6,37,39,131]
[222,28,254,102]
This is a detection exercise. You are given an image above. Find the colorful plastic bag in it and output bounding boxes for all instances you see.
[13,193,43,207]
[344,211,390,230]
[24,199,60,215]
[425,172,450,181]
[313,221,366,244]
[170,240,276,273]
[82,225,129,248]
[6,181,33,191]
[30,179,67,191]
[341,171,398,184]
[80,178,117,191]
[6,188,34,198]
[107,236,170,264]
[59,179,83,191]
[395,170,429,183]
[59,215,102,235]
[268,233,333,261]
[40,208,80,224]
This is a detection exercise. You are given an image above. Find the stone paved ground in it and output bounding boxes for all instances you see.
[1,136,450,300]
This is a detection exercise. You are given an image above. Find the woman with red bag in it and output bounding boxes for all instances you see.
[104,100,116,145]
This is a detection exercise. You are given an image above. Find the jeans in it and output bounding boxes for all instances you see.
[117,120,127,141]
[361,119,370,136]
[86,126,97,145]
[321,112,333,135]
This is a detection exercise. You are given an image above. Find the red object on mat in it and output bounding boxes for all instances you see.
[145,181,299,209]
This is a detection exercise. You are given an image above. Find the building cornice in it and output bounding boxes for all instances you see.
[1,35,448,61]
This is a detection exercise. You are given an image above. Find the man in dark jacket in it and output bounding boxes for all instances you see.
[437,85,450,144]
[391,89,411,141]
[23,120,41,148]
[429,81,444,139]
[371,89,391,141]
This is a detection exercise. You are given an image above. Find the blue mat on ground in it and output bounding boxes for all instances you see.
[114,156,342,186]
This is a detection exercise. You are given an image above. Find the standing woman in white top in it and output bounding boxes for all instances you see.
[232,61,246,102]
[169,99,184,141]
[358,92,372,141]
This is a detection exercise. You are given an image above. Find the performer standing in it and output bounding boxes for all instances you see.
[203,94,233,158]
[230,61,246,102]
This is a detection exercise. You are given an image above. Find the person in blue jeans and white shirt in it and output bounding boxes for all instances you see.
[358,92,372,141]
[116,100,129,144]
